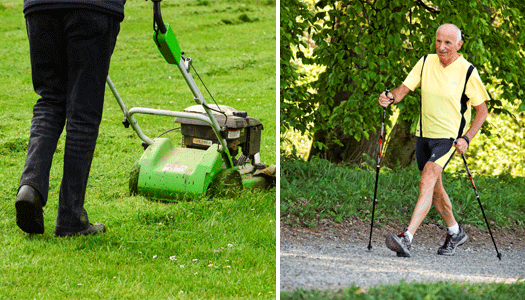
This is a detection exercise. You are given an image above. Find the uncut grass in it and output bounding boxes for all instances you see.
[0,1,276,299]
[281,157,525,230]
[281,281,525,300]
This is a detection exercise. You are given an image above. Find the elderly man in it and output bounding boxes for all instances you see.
[378,24,489,257]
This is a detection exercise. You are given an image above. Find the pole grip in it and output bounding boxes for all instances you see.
[385,88,395,105]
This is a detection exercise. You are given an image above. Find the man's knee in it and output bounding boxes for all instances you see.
[420,162,443,188]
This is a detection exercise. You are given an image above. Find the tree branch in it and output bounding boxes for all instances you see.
[414,0,440,14]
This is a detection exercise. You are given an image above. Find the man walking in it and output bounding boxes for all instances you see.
[15,0,126,237]
[378,24,489,257]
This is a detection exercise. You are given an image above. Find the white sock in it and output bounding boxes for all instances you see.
[447,223,459,235]
[404,230,413,243]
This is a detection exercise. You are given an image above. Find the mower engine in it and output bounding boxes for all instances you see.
[175,104,264,168]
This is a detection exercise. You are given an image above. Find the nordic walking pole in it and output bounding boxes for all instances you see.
[367,89,394,251]
[455,140,502,260]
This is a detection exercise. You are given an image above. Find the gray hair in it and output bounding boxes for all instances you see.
[437,23,462,44]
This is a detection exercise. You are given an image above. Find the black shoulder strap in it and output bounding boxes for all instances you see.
[419,55,428,137]
[457,64,475,139]
[420,55,428,77]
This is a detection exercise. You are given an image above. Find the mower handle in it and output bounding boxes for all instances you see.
[151,0,167,34]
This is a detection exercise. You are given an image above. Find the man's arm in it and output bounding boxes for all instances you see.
[378,84,410,107]
[455,101,488,154]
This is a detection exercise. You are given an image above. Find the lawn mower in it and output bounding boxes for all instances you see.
[105,0,273,200]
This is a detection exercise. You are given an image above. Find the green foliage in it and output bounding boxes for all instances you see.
[280,0,314,135]
[281,281,525,300]
[281,157,525,229]
[446,99,525,177]
[281,0,525,154]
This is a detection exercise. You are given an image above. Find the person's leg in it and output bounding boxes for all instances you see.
[16,11,68,234]
[406,161,443,235]
[432,173,457,228]
[385,161,443,257]
[385,137,432,257]
[54,10,120,233]
[20,11,68,205]
[433,157,468,255]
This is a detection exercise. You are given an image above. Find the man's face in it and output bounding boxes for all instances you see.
[435,25,463,65]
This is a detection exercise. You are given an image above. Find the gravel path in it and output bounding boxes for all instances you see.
[280,221,525,291]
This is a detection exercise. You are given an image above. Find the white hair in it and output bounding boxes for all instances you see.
[437,23,462,44]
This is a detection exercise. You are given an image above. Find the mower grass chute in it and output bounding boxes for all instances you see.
[107,0,271,201]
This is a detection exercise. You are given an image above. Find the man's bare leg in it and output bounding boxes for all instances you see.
[434,171,468,255]
[432,173,457,228]
[384,162,442,257]
[407,162,443,235]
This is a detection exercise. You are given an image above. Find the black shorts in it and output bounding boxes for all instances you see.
[416,138,456,171]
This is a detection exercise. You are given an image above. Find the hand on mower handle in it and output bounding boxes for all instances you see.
[378,90,395,107]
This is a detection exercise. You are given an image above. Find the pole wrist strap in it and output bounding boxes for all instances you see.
[460,135,470,145]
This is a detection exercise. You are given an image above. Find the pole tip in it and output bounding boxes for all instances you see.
[497,252,502,260]
[367,244,372,251]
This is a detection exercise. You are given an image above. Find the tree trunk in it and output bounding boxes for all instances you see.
[383,117,417,169]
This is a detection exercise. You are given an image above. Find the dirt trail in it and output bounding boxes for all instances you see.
[280,220,525,291]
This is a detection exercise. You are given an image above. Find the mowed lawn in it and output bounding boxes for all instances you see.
[0,0,276,299]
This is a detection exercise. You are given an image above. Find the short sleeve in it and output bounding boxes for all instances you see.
[465,68,490,106]
[402,56,425,91]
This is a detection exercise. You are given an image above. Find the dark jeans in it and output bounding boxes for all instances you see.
[21,9,120,231]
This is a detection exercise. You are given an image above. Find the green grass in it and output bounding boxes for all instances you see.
[281,156,525,230]
[281,281,525,300]
[0,1,276,299]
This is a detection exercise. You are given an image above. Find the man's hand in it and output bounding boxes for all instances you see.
[378,84,410,108]
[378,91,394,107]
[454,138,468,155]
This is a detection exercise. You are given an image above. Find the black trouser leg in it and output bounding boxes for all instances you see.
[22,10,120,231]
[21,12,68,205]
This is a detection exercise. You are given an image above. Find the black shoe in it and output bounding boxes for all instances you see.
[15,185,44,234]
[385,231,411,257]
[54,223,106,237]
[437,226,468,256]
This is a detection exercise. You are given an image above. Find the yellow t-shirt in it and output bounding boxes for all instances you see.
[403,54,490,139]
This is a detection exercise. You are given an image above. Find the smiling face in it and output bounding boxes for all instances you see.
[435,24,463,67]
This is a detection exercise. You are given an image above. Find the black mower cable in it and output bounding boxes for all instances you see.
[189,63,228,127]
[155,127,181,139]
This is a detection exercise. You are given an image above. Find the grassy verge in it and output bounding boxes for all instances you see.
[281,156,525,229]
[281,281,525,300]
[0,1,276,299]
